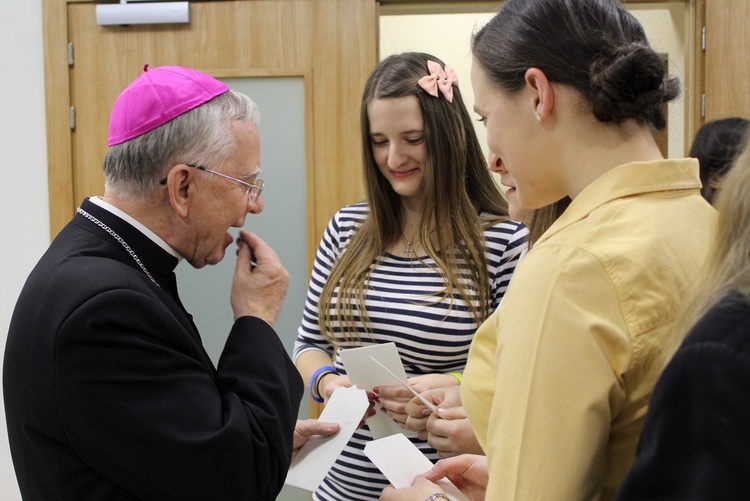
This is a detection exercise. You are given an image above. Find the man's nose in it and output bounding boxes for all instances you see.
[248,193,264,215]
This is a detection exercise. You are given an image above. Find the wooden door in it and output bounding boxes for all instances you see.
[44,0,376,270]
[703,0,750,120]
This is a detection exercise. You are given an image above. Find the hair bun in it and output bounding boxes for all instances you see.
[589,43,679,129]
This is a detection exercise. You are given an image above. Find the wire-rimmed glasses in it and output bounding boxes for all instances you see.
[186,164,264,203]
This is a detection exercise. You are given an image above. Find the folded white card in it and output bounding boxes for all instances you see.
[339,342,408,439]
[284,386,369,491]
[363,433,469,501]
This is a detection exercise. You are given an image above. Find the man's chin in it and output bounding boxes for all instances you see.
[190,249,228,269]
[187,234,233,268]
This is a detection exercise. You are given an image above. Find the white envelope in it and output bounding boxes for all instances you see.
[364,433,469,501]
[284,386,369,491]
[339,342,409,439]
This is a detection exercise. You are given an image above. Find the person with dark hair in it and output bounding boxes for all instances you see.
[688,117,750,204]
[293,52,527,500]
[382,1,715,500]
[617,140,750,500]
[3,66,338,501]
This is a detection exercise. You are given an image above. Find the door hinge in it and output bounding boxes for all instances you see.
[700,94,706,118]
[68,42,74,66]
[701,26,706,51]
[70,106,76,131]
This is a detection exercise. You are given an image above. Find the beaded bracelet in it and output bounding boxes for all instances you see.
[309,365,337,403]
[425,493,451,501]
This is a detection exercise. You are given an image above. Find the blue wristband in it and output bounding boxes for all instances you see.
[309,365,337,403]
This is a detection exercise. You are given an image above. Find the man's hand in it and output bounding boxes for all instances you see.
[292,419,340,462]
[231,231,289,324]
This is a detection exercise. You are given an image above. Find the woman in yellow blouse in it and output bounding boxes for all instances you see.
[382,0,716,500]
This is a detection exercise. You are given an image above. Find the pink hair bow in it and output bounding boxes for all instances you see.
[418,60,459,103]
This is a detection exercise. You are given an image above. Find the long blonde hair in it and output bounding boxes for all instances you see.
[677,134,750,337]
[318,53,510,346]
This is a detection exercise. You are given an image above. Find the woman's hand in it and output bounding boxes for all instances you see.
[424,455,489,501]
[380,455,488,501]
[375,374,459,430]
[320,374,376,427]
[379,475,444,500]
[373,384,412,428]
[425,406,483,457]
[404,385,463,437]
[319,373,350,405]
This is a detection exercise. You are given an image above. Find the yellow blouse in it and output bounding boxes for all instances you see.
[463,159,716,500]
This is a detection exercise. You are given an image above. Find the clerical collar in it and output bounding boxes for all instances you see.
[89,196,183,261]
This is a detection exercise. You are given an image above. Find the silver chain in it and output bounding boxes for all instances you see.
[77,207,160,287]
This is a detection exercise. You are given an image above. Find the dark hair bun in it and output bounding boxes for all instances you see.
[589,43,679,129]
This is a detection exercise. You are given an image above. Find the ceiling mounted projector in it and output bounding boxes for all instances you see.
[96,1,190,26]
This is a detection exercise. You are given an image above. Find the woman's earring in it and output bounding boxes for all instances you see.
[536,112,543,123]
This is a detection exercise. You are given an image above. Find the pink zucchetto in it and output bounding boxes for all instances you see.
[107,65,229,146]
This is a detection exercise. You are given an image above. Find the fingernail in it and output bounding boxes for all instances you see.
[373,387,379,394]
[368,409,376,417]
[437,407,447,414]
[325,423,338,431]
[421,409,431,417]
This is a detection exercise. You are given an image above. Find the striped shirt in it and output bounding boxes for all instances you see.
[293,202,528,500]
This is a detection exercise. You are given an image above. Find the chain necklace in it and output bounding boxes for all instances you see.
[401,234,415,259]
[77,207,160,287]
[401,227,436,259]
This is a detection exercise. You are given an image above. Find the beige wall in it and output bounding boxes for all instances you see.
[380,3,689,162]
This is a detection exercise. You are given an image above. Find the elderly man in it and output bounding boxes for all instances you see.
[4,66,333,500]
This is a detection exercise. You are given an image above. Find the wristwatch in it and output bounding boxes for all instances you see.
[425,494,452,501]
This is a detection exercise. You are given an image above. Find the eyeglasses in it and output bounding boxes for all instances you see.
[160,164,264,203]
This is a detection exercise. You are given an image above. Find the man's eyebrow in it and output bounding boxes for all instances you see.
[241,167,262,179]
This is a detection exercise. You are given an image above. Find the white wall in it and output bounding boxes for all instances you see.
[0,0,48,498]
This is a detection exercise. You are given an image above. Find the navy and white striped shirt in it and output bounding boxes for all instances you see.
[293,202,527,500]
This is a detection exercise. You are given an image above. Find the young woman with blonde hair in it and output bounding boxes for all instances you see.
[618,135,750,500]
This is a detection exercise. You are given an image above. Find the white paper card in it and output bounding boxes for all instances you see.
[284,386,369,491]
[363,434,469,501]
[339,343,408,439]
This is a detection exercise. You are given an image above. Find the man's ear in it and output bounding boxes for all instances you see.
[524,67,554,122]
[164,164,193,218]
